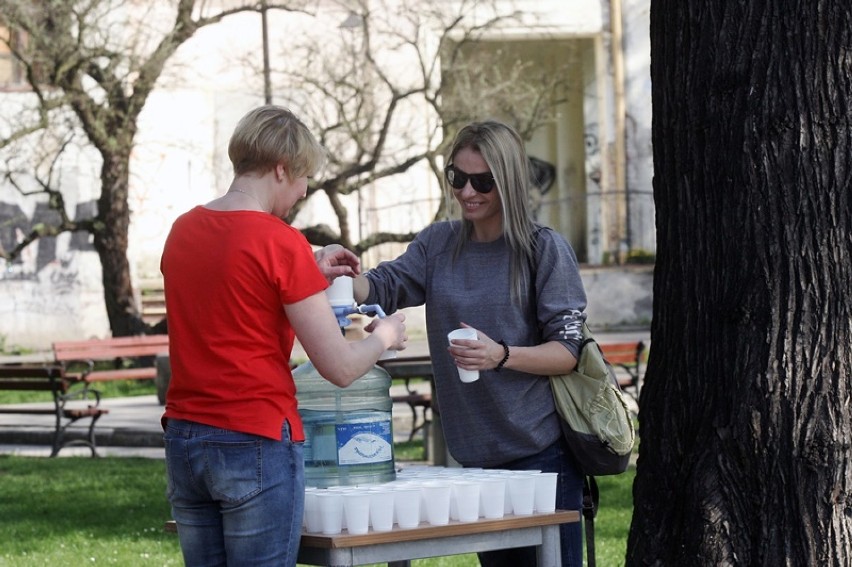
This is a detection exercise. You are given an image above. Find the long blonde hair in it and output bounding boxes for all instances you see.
[445,120,536,302]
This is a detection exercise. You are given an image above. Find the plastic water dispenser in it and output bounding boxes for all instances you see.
[294,276,396,488]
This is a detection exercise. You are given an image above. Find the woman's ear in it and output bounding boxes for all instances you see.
[275,163,287,182]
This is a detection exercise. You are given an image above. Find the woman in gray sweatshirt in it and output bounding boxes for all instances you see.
[353,119,587,567]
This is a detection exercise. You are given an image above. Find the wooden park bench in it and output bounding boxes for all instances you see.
[599,340,647,404]
[53,334,169,385]
[0,364,109,457]
[378,355,433,443]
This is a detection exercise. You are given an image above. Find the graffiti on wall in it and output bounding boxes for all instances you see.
[0,199,96,286]
[527,156,557,216]
[529,156,556,194]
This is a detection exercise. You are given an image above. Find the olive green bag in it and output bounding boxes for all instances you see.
[549,322,635,476]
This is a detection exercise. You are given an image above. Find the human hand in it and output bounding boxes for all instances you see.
[364,313,408,351]
[448,323,503,370]
[314,244,360,283]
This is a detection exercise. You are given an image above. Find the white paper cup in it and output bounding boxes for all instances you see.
[326,276,354,307]
[304,489,323,533]
[534,472,559,513]
[367,488,395,532]
[447,328,480,383]
[422,481,452,526]
[449,481,458,521]
[451,480,481,523]
[475,476,506,519]
[342,492,371,535]
[393,486,422,529]
[507,474,536,516]
[488,470,515,515]
[317,492,344,535]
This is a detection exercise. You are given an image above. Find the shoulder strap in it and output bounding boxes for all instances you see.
[583,475,599,567]
[531,234,600,564]
[579,337,596,353]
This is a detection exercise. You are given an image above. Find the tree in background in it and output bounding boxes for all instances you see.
[0,0,574,336]
[0,0,307,336]
[268,0,573,257]
[630,1,852,564]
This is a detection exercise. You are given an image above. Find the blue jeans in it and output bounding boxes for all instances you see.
[479,436,584,567]
[164,419,305,567]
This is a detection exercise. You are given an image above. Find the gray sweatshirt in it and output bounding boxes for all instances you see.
[366,220,587,467]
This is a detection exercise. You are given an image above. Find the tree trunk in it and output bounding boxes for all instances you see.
[630,1,852,565]
[92,153,147,337]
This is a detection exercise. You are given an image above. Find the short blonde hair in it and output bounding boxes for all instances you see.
[228,105,326,178]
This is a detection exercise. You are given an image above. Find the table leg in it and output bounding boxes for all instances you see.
[537,524,562,567]
[429,382,448,466]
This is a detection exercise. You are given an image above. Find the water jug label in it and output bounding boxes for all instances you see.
[336,419,393,465]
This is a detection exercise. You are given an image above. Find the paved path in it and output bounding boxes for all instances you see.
[0,381,437,456]
[0,329,649,458]
[0,387,431,458]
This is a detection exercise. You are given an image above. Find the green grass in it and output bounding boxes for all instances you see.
[0,373,635,565]
[0,378,157,405]
[0,453,634,566]
[0,456,180,566]
[595,470,635,565]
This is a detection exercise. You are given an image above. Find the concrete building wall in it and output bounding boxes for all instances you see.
[0,0,655,350]
[623,0,655,254]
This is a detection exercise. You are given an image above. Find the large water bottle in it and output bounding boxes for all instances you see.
[294,361,396,488]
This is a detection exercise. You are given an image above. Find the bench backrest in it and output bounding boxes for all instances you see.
[53,335,169,363]
[598,341,646,366]
[378,356,434,380]
[0,365,68,393]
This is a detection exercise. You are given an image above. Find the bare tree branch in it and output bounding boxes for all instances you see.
[269,0,565,253]
[0,0,312,335]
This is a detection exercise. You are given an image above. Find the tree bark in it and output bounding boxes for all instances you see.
[631,1,852,565]
[93,152,147,336]
[0,1,299,338]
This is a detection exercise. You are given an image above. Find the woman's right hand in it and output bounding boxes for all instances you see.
[287,292,407,386]
[365,313,408,351]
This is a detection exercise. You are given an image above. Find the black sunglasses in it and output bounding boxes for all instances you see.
[444,164,496,194]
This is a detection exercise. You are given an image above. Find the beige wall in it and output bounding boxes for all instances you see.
[0,0,655,350]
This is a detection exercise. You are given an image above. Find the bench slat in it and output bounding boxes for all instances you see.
[0,380,61,392]
[599,340,646,410]
[64,407,109,419]
[599,343,644,363]
[54,335,169,349]
[52,335,169,387]
[0,366,70,393]
[84,368,157,382]
[54,335,169,360]
[54,345,169,361]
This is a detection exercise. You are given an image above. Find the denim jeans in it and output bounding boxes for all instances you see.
[478,436,584,567]
[164,418,305,567]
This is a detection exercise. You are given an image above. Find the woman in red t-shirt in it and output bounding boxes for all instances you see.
[161,105,407,567]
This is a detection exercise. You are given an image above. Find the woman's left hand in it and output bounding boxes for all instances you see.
[447,325,505,370]
[314,244,361,283]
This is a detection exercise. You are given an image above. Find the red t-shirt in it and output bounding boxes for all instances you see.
[160,206,327,441]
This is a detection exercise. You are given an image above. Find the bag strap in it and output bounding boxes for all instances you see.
[530,231,601,565]
[583,476,600,567]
